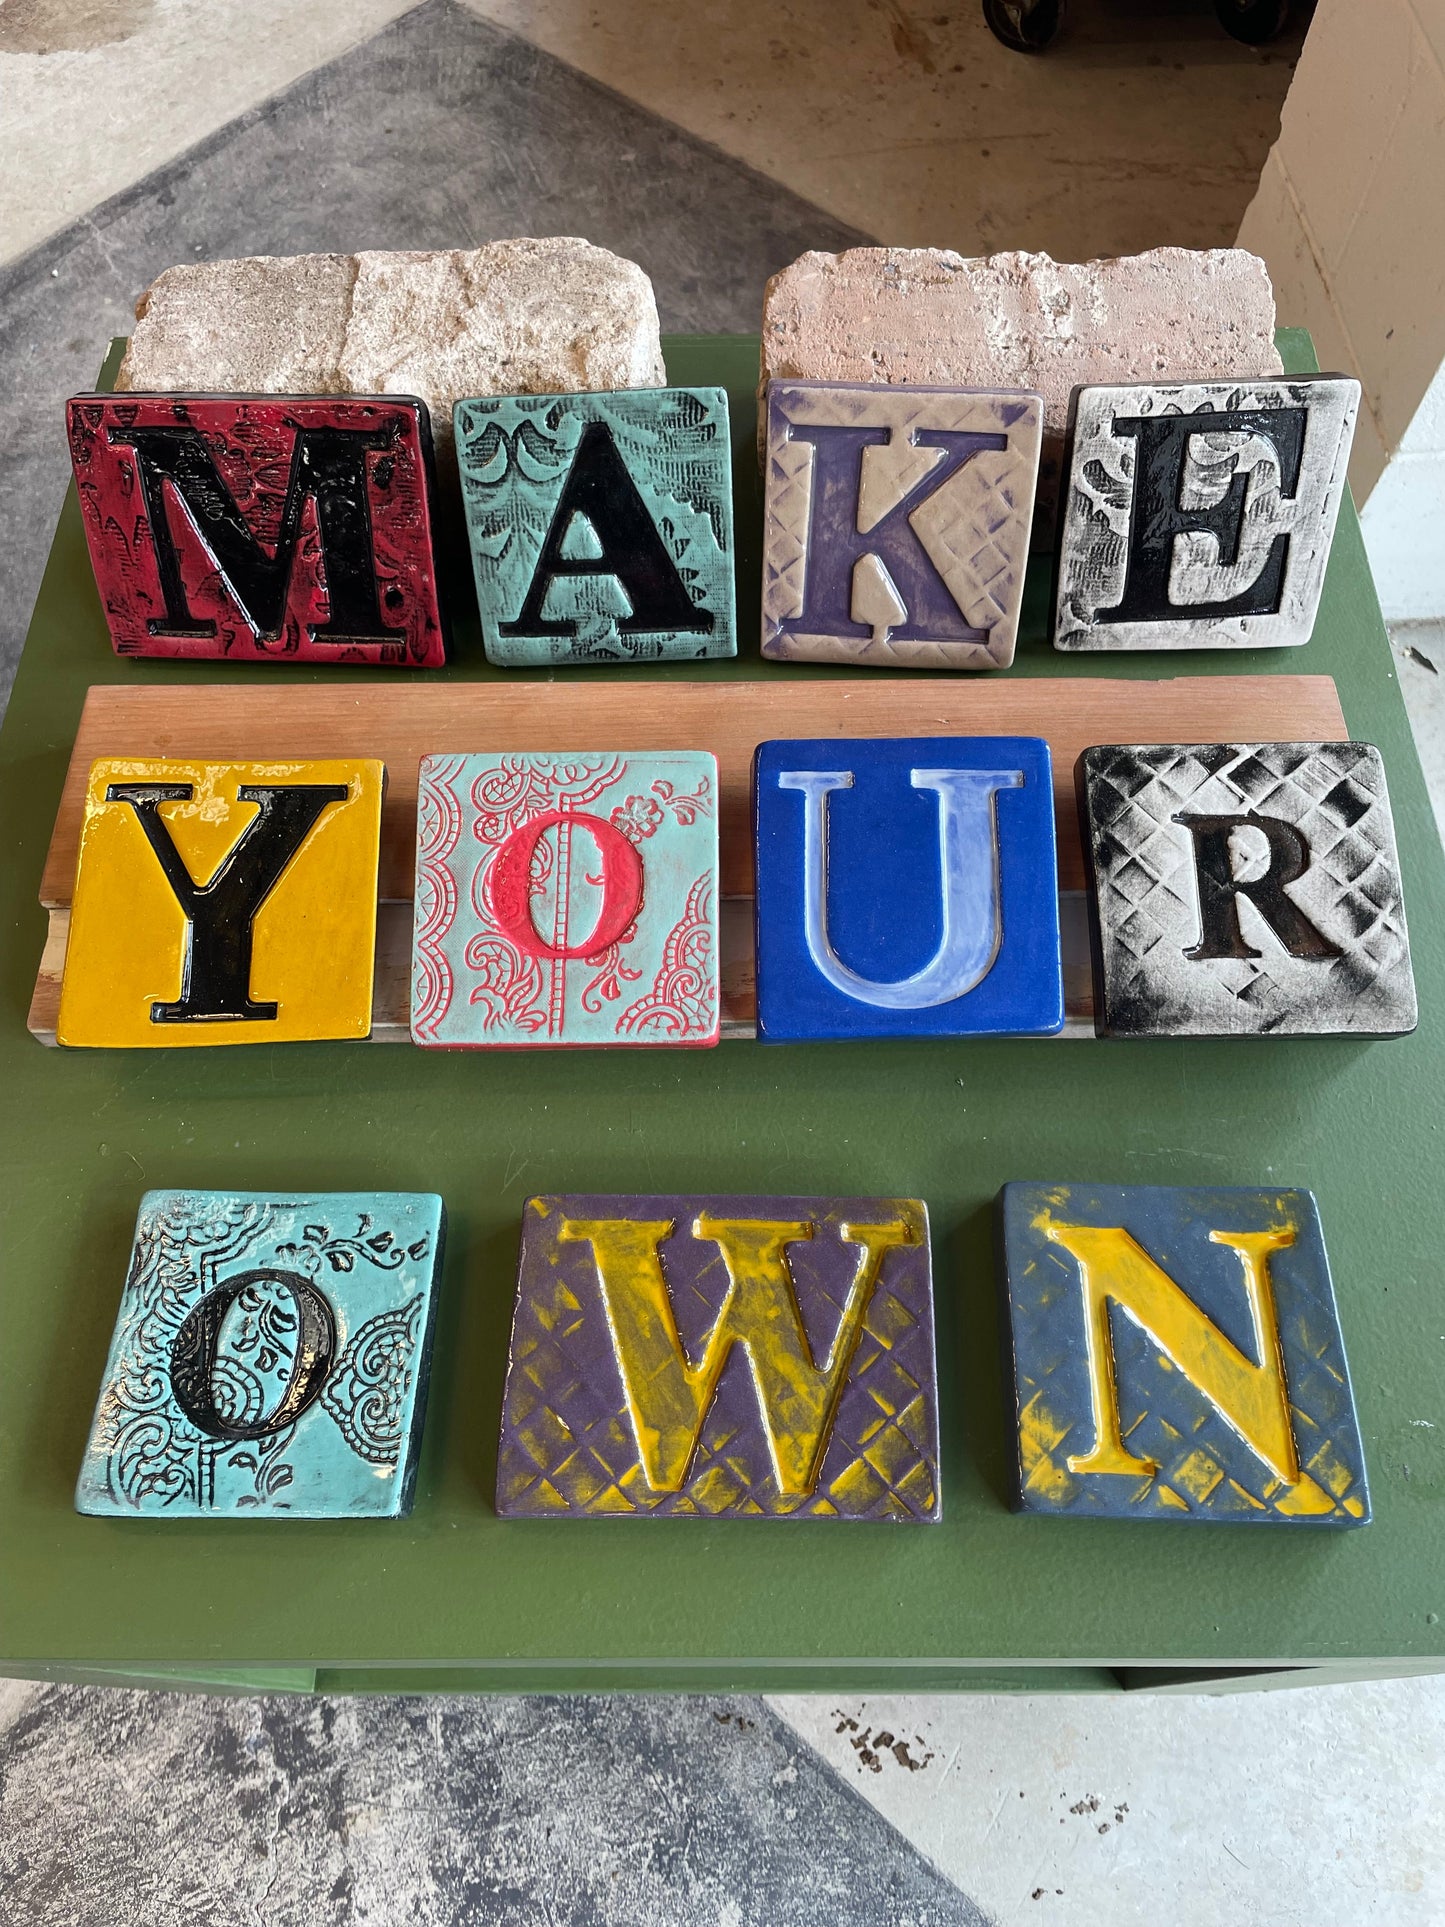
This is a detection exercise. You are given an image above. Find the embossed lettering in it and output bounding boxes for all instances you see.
[106,781,348,1022]
[1099,408,1308,623]
[112,422,403,645]
[499,421,711,641]
[1045,1221,1302,1486]
[169,1268,336,1442]
[488,809,645,961]
[558,1214,917,1493]
[781,423,1005,645]
[777,767,1022,1008]
[1174,811,1341,962]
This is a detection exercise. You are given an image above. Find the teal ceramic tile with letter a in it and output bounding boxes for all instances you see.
[454,387,737,667]
[76,1190,446,1519]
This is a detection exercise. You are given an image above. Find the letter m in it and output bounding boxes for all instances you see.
[559,1213,917,1495]
[111,419,402,646]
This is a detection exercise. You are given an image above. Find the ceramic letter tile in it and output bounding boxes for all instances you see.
[497,1194,939,1519]
[76,1189,446,1519]
[1078,741,1416,1037]
[753,735,1062,1041]
[997,1181,1370,1525]
[412,750,720,1047]
[1052,376,1359,651]
[66,394,448,666]
[57,757,384,1048]
[454,388,736,667]
[760,379,1042,670]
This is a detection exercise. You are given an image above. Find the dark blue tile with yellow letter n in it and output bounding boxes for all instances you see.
[753,736,1062,1042]
[996,1182,1369,1526]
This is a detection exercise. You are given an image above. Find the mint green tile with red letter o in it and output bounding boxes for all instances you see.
[411,750,721,1048]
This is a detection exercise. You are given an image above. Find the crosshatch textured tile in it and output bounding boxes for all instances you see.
[411,750,720,1047]
[754,735,1062,1041]
[456,387,736,666]
[497,1194,939,1519]
[1079,741,1417,1038]
[66,393,447,666]
[57,756,384,1048]
[997,1182,1370,1526]
[76,1189,446,1519]
[1053,377,1359,652]
[761,380,1042,670]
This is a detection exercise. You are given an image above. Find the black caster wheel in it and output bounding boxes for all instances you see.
[982,0,1066,53]
[1215,0,1292,44]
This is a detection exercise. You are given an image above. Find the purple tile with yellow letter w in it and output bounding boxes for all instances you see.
[997,1182,1369,1526]
[497,1194,939,1520]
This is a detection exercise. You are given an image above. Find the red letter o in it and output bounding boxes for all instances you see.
[489,810,644,959]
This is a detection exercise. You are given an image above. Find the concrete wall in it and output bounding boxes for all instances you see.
[1239,0,1445,621]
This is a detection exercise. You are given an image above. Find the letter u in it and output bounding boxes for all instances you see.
[777,767,1023,1009]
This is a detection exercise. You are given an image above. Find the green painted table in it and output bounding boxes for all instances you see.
[2,334,1442,1696]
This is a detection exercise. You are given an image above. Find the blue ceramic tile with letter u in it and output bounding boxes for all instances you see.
[753,735,1063,1041]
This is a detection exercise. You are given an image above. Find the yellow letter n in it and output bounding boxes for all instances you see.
[558,1214,917,1495]
[1044,1220,1300,1487]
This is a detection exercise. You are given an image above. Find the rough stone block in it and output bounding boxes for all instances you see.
[1078,741,1417,1037]
[1053,377,1360,651]
[58,757,384,1048]
[497,1194,938,1519]
[67,393,447,666]
[761,380,1041,670]
[455,388,736,666]
[116,241,667,463]
[997,1181,1369,1526]
[411,750,720,1048]
[76,1189,445,1519]
[759,247,1283,536]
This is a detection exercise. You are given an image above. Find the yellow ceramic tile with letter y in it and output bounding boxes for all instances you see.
[57,758,384,1048]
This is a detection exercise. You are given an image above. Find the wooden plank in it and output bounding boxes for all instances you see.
[28,894,1097,1046]
[38,675,1348,908]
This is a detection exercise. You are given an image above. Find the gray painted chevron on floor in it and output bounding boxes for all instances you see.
[0,1685,987,1926]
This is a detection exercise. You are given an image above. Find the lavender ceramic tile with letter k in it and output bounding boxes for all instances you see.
[761,380,1043,670]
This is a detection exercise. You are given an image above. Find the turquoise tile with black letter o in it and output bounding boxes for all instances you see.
[76,1190,445,1519]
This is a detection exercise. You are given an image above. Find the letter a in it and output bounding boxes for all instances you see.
[500,421,711,643]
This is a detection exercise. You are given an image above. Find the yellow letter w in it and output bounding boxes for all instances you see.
[558,1214,917,1494]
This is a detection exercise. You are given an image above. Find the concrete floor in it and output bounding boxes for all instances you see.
[4,3,1445,1923]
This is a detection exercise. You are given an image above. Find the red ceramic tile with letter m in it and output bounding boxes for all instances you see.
[67,393,448,666]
